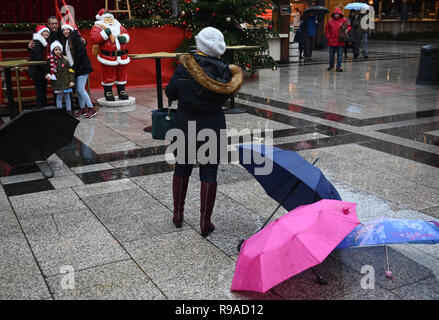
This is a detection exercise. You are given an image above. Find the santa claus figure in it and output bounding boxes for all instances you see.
[90,9,130,101]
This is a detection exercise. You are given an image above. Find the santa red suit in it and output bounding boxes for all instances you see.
[90,9,130,100]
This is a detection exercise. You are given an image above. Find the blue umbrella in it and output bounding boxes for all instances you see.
[337,218,439,248]
[336,218,439,281]
[344,3,369,10]
[238,144,341,215]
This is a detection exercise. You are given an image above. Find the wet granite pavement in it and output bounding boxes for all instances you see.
[0,41,438,300]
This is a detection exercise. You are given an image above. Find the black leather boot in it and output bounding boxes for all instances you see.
[104,85,115,101]
[200,181,217,237]
[117,84,129,100]
[172,175,190,228]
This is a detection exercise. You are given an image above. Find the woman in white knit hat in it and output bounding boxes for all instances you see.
[165,27,243,237]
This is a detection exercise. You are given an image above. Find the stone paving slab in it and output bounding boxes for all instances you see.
[18,208,129,277]
[123,229,267,300]
[297,149,439,210]
[330,246,436,291]
[0,232,50,300]
[391,278,439,300]
[82,187,189,243]
[310,143,439,190]
[0,206,21,238]
[272,256,401,300]
[9,188,88,219]
[46,260,166,300]
[218,179,288,221]
[73,178,139,199]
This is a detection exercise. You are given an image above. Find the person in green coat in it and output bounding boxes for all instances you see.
[45,40,75,115]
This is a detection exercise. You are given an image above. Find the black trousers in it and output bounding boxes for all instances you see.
[174,163,219,183]
[304,34,315,59]
[33,77,47,109]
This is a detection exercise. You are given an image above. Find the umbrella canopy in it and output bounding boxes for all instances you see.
[303,6,330,16]
[231,200,360,293]
[238,144,341,212]
[0,108,79,167]
[344,3,369,10]
[337,218,439,248]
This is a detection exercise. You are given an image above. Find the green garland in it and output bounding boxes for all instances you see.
[0,18,195,33]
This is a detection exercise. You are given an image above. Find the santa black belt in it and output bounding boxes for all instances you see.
[101,49,128,57]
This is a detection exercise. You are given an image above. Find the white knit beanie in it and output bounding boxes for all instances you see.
[50,40,63,53]
[61,24,74,32]
[195,27,226,58]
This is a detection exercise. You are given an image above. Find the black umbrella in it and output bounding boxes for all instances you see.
[303,6,330,16]
[0,107,80,177]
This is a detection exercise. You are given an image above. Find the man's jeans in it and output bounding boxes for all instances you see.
[362,32,368,57]
[329,46,343,69]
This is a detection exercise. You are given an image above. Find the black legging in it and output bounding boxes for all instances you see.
[33,77,47,108]
[174,163,219,182]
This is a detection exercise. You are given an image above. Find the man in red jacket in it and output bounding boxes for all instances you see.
[90,9,130,101]
[325,7,351,72]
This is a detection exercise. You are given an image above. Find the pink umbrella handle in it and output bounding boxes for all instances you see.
[385,245,395,283]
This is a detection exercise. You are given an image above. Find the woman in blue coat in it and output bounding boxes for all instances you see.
[165,27,243,237]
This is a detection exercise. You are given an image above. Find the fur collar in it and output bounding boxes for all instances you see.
[32,33,48,47]
[179,54,243,95]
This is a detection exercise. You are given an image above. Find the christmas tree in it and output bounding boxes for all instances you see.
[129,0,174,19]
[128,0,276,73]
[177,0,276,73]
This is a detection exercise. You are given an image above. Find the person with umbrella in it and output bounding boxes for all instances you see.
[348,10,363,59]
[165,27,243,237]
[302,13,319,62]
[325,7,351,72]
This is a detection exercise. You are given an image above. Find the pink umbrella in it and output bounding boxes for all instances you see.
[231,199,360,293]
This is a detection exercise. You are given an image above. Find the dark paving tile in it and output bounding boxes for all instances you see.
[3,178,54,197]
[277,133,373,151]
[0,160,41,178]
[379,121,439,146]
[56,138,168,168]
[77,161,175,184]
[359,139,439,168]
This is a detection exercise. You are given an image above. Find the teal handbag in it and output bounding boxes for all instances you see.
[151,107,176,140]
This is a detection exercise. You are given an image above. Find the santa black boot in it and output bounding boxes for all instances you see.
[104,85,115,101]
[117,84,129,100]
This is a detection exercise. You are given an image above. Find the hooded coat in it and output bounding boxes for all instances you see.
[325,8,351,47]
[165,53,243,163]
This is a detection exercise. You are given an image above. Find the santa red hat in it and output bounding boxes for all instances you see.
[35,25,50,35]
[96,8,114,21]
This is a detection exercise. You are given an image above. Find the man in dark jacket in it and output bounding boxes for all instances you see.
[303,13,319,61]
[165,27,243,237]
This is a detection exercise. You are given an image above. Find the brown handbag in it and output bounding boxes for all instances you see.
[338,22,350,43]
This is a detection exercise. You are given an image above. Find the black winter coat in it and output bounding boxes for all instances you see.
[28,35,49,79]
[165,54,243,164]
[62,31,93,77]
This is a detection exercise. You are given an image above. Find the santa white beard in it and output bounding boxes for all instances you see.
[96,19,121,37]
